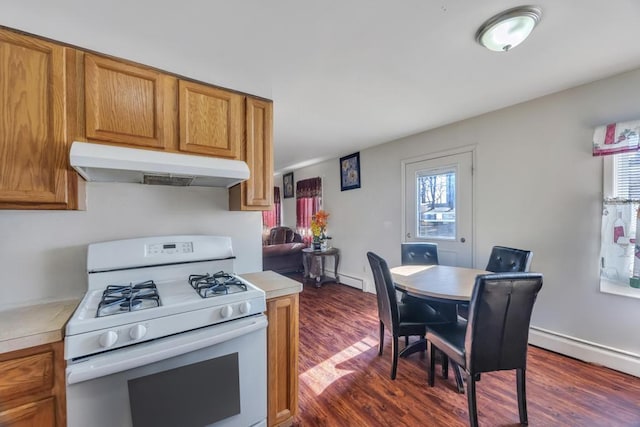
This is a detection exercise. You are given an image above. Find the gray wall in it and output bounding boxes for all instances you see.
[0,183,262,308]
[285,68,640,374]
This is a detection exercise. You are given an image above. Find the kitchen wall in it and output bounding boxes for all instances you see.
[283,67,640,376]
[0,183,263,309]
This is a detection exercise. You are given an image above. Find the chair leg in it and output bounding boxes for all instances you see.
[466,373,479,427]
[378,321,384,356]
[451,361,465,394]
[428,341,436,387]
[391,335,399,380]
[442,353,449,379]
[517,368,528,425]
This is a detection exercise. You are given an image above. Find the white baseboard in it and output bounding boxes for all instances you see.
[337,273,364,290]
[529,326,640,378]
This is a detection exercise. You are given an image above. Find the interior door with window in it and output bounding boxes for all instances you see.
[404,151,473,267]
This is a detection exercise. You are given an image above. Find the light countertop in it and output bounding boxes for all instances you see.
[0,299,79,354]
[240,271,302,300]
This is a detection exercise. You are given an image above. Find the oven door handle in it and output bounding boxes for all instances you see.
[66,315,267,385]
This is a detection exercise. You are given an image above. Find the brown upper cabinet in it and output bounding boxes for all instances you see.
[0,27,272,211]
[179,80,243,159]
[229,97,273,210]
[0,29,82,210]
[84,53,175,150]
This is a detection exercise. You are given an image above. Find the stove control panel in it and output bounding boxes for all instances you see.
[65,295,267,360]
[146,241,193,256]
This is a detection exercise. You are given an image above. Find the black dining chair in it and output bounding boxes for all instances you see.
[367,251,451,380]
[400,242,457,321]
[459,246,533,320]
[399,242,461,385]
[401,242,439,265]
[485,246,533,273]
[426,272,544,427]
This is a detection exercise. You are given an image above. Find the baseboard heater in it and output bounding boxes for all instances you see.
[529,326,640,377]
[337,273,364,290]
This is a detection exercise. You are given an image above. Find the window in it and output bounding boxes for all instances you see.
[600,151,640,298]
[262,187,281,231]
[296,177,322,244]
[417,170,456,239]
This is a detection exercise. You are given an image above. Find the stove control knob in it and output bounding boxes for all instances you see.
[99,330,118,348]
[239,301,251,314]
[129,324,147,340]
[221,305,233,318]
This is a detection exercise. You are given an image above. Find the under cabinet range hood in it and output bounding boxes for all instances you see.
[69,141,250,188]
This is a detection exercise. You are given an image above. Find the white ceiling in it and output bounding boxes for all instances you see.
[4,1,640,172]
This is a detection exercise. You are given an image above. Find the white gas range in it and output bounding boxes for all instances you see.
[65,235,267,427]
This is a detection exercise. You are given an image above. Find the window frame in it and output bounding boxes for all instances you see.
[600,154,640,299]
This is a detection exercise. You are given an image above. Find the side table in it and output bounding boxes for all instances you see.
[302,247,340,287]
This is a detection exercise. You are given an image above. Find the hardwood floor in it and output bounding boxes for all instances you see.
[291,279,640,426]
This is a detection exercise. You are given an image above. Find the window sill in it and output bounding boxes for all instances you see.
[600,277,640,299]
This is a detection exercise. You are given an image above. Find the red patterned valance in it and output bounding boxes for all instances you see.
[296,177,322,198]
[593,120,640,156]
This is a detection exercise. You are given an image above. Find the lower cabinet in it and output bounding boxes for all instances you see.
[266,293,299,427]
[0,341,65,427]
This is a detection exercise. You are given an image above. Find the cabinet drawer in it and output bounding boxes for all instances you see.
[0,397,55,427]
[0,351,54,402]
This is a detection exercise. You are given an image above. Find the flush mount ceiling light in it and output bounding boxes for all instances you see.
[475,6,542,52]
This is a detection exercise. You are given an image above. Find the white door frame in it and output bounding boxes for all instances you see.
[400,144,477,267]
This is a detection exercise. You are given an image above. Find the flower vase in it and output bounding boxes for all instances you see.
[313,238,321,251]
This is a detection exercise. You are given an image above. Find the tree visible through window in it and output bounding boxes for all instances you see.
[417,170,456,239]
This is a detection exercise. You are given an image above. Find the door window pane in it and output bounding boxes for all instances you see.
[416,170,456,239]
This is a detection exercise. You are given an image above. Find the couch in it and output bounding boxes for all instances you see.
[262,227,306,274]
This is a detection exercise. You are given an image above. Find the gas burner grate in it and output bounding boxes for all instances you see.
[96,280,161,317]
[189,271,247,298]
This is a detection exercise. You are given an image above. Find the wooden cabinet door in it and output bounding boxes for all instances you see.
[245,97,273,208]
[0,30,72,208]
[229,97,273,210]
[179,80,243,159]
[84,54,171,149]
[266,294,299,427]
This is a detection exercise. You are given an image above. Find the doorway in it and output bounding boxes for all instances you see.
[403,150,473,267]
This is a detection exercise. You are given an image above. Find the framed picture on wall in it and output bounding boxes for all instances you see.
[283,172,294,198]
[340,152,361,191]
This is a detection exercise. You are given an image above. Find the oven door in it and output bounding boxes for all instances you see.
[66,314,267,427]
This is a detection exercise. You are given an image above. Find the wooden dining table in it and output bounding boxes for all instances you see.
[390,264,490,304]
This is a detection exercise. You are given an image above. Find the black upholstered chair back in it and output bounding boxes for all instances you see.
[367,252,400,335]
[485,246,532,273]
[465,273,543,374]
[401,242,439,266]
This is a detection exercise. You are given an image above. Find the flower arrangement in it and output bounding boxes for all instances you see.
[311,210,329,242]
